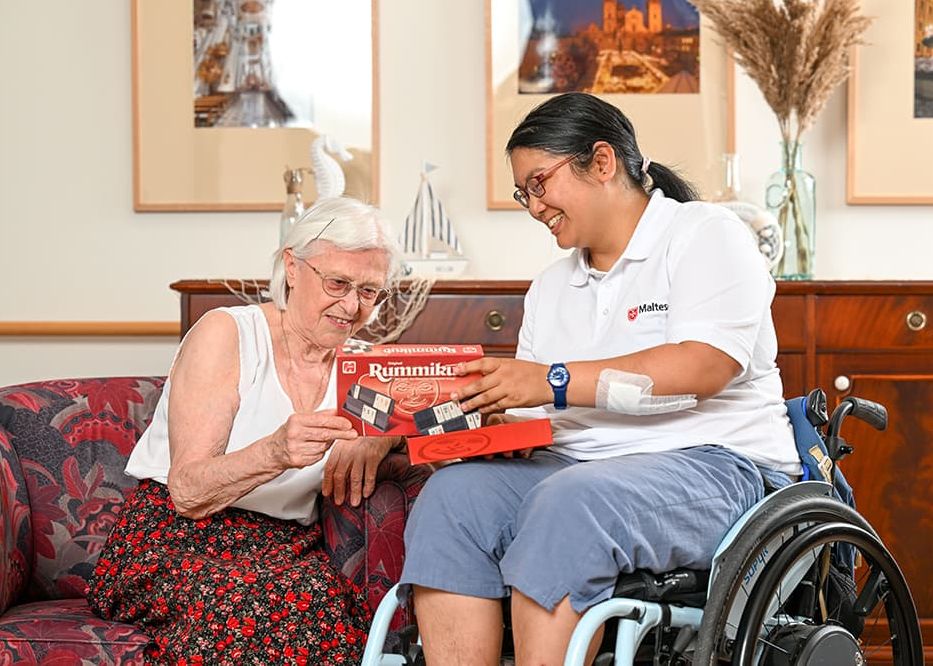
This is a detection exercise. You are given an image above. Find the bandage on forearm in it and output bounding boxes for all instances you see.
[595,369,697,416]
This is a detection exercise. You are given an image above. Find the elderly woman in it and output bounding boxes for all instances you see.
[87,197,404,664]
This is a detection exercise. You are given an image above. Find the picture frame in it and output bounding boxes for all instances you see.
[485,0,734,210]
[847,0,933,204]
[132,0,379,212]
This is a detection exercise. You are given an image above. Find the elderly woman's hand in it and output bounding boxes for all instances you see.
[453,358,552,413]
[267,411,359,470]
[322,436,395,506]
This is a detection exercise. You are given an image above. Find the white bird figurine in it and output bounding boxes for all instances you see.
[310,135,354,199]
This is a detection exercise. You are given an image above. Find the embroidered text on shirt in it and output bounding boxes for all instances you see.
[627,302,669,321]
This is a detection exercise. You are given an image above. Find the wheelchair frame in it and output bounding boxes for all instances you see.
[362,394,924,665]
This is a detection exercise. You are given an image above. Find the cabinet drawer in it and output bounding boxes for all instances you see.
[395,294,525,354]
[816,296,933,350]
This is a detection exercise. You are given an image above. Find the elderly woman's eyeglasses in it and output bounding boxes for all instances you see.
[299,259,392,306]
[512,153,582,209]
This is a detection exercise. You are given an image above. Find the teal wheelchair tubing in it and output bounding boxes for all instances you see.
[361,583,407,666]
[563,599,703,666]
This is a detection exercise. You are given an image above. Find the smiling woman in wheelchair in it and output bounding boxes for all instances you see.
[395,93,803,665]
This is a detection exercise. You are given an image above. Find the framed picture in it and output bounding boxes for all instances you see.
[485,0,734,209]
[847,0,933,204]
[132,0,378,212]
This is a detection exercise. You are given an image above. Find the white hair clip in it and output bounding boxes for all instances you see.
[640,157,653,191]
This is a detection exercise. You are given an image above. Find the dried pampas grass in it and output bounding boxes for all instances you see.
[690,0,872,277]
[690,0,872,146]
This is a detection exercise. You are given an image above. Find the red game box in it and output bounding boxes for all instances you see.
[336,341,484,436]
[407,418,554,465]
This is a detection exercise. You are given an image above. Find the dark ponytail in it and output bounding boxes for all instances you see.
[643,162,698,203]
[506,92,698,203]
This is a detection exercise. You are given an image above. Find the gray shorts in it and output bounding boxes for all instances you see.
[399,445,788,613]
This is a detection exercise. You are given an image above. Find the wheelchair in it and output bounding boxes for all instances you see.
[361,391,924,665]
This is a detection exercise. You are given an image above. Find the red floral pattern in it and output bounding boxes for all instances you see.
[62,378,146,421]
[0,377,431,664]
[88,480,370,664]
[0,429,30,615]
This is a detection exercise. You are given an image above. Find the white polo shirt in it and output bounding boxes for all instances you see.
[512,190,800,474]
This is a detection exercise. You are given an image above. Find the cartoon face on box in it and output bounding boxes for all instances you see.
[357,372,467,425]
[389,377,441,415]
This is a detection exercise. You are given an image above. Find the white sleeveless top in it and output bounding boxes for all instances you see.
[125,305,337,525]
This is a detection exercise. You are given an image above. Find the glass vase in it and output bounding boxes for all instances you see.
[765,142,815,280]
[713,153,784,271]
[280,169,305,248]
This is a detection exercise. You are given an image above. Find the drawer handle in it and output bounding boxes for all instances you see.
[485,310,505,332]
[906,310,927,332]
[834,375,851,392]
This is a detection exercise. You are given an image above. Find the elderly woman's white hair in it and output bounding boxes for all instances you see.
[270,197,403,309]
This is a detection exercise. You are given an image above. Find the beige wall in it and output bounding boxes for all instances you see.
[1,1,931,385]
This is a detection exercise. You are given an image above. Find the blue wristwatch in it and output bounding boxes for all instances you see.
[546,363,570,410]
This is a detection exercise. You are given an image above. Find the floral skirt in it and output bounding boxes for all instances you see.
[86,480,371,665]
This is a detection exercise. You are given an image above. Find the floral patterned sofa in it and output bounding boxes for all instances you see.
[0,377,430,664]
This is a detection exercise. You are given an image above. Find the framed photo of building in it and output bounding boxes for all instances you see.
[847,0,933,204]
[485,0,734,209]
[132,0,378,211]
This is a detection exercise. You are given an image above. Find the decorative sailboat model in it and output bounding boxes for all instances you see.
[400,164,469,278]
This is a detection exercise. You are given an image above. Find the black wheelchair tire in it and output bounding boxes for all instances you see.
[732,521,922,665]
[691,493,875,665]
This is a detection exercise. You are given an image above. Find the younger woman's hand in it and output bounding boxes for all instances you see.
[480,413,535,459]
[452,358,551,413]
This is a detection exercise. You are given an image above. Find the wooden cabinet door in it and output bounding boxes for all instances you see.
[776,353,806,398]
[816,353,933,644]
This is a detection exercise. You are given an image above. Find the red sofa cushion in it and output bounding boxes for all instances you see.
[0,598,148,664]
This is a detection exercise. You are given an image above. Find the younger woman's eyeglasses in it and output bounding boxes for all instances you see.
[299,259,392,306]
[512,152,583,208]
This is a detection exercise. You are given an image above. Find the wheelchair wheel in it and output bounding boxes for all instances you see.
[733,521,922,665]
[692,492,876,664]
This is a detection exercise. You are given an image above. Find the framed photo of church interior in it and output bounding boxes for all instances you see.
[485,0,734,209]
[846,0,933,204]
[132,0,378,211]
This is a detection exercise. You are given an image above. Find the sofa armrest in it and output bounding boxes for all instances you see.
[0,417,32,615]
[320,452,432,628]
[0,377,165,604]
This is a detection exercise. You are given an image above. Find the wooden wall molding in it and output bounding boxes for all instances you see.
[0,322,179,337]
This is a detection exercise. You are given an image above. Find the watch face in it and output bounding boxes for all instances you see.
[547,365,570,387]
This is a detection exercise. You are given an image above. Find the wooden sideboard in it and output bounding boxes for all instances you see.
[171,279,933,650]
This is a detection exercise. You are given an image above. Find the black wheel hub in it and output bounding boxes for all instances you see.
[761,623,862,666]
